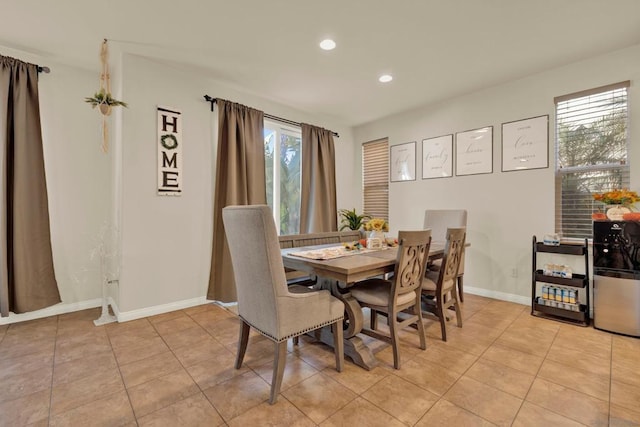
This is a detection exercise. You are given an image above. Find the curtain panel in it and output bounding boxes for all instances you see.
[300,123,337,233]
[0,55,60,316]
[207,100,266,302]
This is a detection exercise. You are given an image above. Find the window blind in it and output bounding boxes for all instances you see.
[362,138,389,220]
[555,82,629,239]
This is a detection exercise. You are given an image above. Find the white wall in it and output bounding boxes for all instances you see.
[353,44,640,302]
[0,47,109,323]
[116,54,357,317]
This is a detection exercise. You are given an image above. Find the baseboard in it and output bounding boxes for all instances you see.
[464,286,529,306]
[114,296,209,323]
[0,298,103,325]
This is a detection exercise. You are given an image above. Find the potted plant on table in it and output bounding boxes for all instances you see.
[338,208,370,231]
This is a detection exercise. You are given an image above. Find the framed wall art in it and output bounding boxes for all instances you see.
[455,126,493,176]
[390,141,416,182]
[501,115,549,172]
[422,134,453,179]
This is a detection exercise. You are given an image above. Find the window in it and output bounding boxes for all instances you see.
[362,138,389,220]
[264,120,302,234]
[555,81,630,239]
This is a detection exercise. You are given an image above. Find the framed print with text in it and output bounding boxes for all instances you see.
[422,134,453,179]
[455,126,493,176]
[501,115,549,172]
[390,141,416,182]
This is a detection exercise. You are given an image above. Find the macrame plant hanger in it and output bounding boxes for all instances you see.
[99,39,111,153]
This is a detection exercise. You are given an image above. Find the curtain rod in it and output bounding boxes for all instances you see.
[37,65,50,73]
[203,95,339,138]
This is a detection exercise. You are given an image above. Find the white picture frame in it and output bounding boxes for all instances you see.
[455,126,493,176]
[501,115,549,172]
[390,141,416,182]
[422,134,453,179]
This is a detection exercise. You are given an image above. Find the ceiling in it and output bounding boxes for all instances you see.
[2,0,640,127]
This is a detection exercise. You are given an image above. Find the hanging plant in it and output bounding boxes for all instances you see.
[85,39,128,153]
[84,88,128,116]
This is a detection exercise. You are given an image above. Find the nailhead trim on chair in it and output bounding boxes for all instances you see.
[240,315,345,343]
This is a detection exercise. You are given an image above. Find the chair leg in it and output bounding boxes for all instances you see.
[457,275,464,302]
[437,296,447,342]
[235,320,250,369]
[370,309,378,330]
[389,312,401,369]
[416,310,427,350]
[332,320,344,372]
[451,288,463,328]
[292,336,299,345]
[269,341,288,405]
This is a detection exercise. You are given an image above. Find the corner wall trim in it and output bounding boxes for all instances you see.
[464,286,530,306]
[0,299,103,325]
[115,296,209,323]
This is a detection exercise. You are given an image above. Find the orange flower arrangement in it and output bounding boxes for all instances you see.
[593,189,640,206]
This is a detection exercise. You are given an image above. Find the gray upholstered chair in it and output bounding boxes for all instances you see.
[424,209,467,301]
[421,227,466,341]
[348,230,431,369]
[222,205,345,404]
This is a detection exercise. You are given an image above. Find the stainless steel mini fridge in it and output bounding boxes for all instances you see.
[593,220,640,337]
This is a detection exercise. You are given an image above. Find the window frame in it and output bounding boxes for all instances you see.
[362,138,389,221]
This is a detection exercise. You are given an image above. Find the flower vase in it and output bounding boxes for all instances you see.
[366,231,384,249]
[606,205,631,221]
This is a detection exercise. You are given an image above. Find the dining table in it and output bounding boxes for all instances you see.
[281,241,450,370]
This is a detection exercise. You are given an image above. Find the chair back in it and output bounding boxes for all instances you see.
[391,230,432,303]
[423,209,467,242]
[435,227,466,292]
[222,205,288,337]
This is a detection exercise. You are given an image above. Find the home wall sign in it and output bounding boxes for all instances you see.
[157,106,182,195]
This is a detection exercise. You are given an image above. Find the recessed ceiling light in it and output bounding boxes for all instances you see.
[379,74,393,83]
[319,39,336,50]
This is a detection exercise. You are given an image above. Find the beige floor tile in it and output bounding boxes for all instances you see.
[537,358,610,401]
[546,344,611,377]
[203,370,271,422]
[127,369,200,418]
[495,330,554,357]
[111,335,169,366]
[160,325,212,351]
[205,316,243,346]
[439,329,494,356]
[0,365,53,403]
[146,310,188,325]
[612,359,640,388]
[105,318,153,337]
[0,389,50,427]
[0,350,53,381]
[292,339,343,371]
[254,353,319,391]
[53,351,118,386]
[137,393,224,427]
[414,340,479,374]
[609,403,640,427]
[394,357,461,396]
[0,335,56,360]
[415,398,496,426]
[322,359,389,394]
[525,378,609,426]
[227,397,315,427]
[185,348,248,390]
[171,336,226,367]
[444,376,522,426]
[51,368,124,415]
[554,325,612,359]
[54,333,112,365]
[119,351,182,388]
[152,314,197,335]
[512,401,584,427]
[282,373,357,424]
[49,390,135,427]
[612,334,640,354]
[464,358,535,399]
[361,374,439,425]
[481,343,544,375]
[611,380,640,413]
[182,303,213,316]
[320,396,405,427]
[108,325,160,350]
[188,306,234,329]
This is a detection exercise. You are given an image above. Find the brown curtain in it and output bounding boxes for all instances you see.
[300,123,337,233]
[0,56,59,317]
[207,100,266,302]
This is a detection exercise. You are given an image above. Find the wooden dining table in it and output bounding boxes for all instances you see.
[281,242,448,370]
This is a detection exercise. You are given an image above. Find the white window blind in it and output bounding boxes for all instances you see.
[555,81,630,239]
[363,138,389,220]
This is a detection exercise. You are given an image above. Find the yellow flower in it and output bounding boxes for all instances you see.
[364,218,389,232]
[593,189,640,205]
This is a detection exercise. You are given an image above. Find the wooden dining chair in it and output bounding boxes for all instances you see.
[348,230,431,369]
[421,227,466,341]
[424,209,467,301]
[222,205,345,404]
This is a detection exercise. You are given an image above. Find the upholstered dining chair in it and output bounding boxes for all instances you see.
[421,227,466,342]
[424,209,467,301]
[222,205,345,404]
[348,230,431,369]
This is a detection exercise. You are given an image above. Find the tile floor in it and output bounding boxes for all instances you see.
[1,294,639,426]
